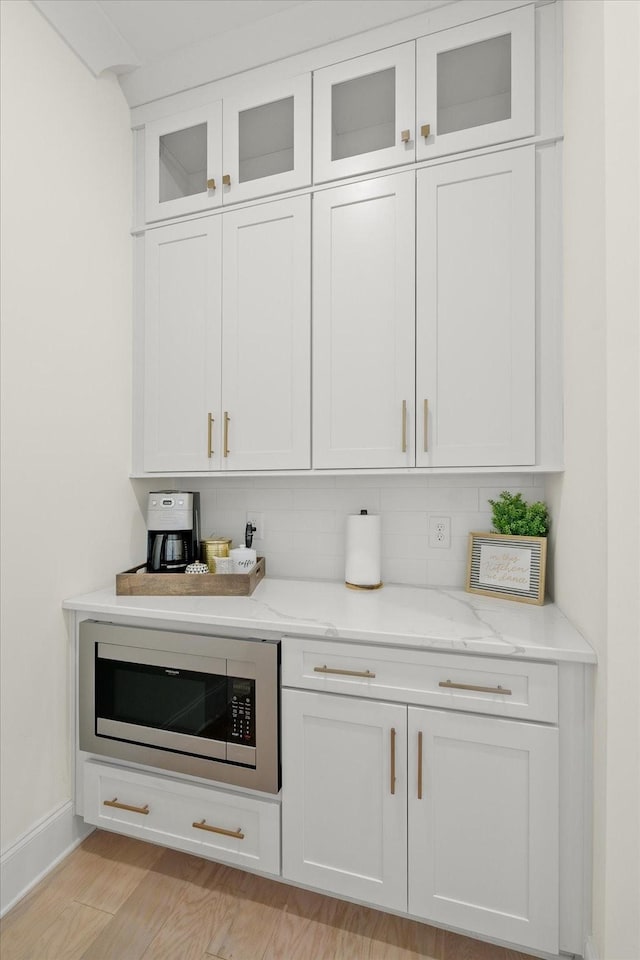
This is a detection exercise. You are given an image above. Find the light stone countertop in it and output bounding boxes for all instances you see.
[63,577,596,664]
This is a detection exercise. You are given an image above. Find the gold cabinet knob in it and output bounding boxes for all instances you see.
[400,129,411,143]
[420,124,431,139]
[207,178,216,190]
[222,174,231,186]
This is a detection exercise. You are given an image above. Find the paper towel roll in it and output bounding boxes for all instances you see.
[345,511,382,589]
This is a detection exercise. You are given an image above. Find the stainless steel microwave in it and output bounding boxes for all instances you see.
[79,620,280,794]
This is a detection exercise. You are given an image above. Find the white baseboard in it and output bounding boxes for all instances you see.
[0,801,94,917]
[584,936,600,960]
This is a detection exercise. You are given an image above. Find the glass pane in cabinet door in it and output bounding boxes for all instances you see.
[239,96,294,183]
[437,34,511,136]
[331,67,395,161]
[159,123,207,202]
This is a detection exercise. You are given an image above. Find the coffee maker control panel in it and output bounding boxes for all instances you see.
[147,492,195,531]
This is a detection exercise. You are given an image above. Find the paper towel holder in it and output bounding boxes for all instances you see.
[345,509,383,591]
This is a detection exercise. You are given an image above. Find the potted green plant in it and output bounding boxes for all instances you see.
[488,490,550,537]
[465,491,550,605]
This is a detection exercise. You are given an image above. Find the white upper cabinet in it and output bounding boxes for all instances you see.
[416,147,536,467]
[313,43,416,184]
[220,196,311,471]
[222,74,311,204]
[144,76,311,223]
[143,217,222,473]
[143,196,310,473]
[313,173,415,468]
[416,5,535,161]
[145,103,223,223]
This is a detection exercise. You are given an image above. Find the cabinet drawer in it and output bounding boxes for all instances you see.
[83,760,280,875]
[282,637,557,723]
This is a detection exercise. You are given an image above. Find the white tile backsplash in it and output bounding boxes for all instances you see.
[189,474,546,589]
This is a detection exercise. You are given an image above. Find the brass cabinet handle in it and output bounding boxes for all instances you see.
[223,411,230,457]
[104,797,149,816]
[420,124,431,139]
[423,399,428,453]
[207,412,214,458]
[400,129,411,143]
[417,731,423,800]
[313,665,376,679]
[207,178,216,190]
[439,680,513,696]
[192,819,245,839]
[390,728,396,795]
[401,400,407,453]
[222,174,231,186]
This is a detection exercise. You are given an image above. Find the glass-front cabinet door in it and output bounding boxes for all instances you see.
[222,74,311,204]
[145,103,223,222]
[313,43,415,184]
[416,5,534,161]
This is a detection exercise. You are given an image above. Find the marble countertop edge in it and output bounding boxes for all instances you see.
[63,577,597,665]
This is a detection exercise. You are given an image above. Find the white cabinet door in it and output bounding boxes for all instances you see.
[143,218,222,472]
[313,173,415,468]
[416,147,535,467]
[313,43,415,184]
[145,103,223,223]
[221,196,311,470]
[408,707,559,954]
[416,5,535,161]
[222,74,311,204]
[282,689,407,911]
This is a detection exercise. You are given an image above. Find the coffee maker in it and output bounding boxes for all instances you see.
[146,491,200,573]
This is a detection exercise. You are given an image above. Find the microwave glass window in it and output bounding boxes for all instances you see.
[96,659,242,742]
[159,123,207,202]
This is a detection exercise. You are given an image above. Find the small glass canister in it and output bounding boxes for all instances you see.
[202,536,233,573]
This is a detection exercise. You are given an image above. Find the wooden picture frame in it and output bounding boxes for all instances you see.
[465,532,547,605]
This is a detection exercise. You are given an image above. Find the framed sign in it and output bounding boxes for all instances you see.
[465,532,547,605]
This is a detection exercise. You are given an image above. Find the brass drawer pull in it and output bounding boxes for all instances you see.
[207,178,216,190]
[439,680,512,696]
[207,412,214,458]
[192,819,245,839]
[104,797,149,815]
[420,124,431,139]
[401,400,407,453]
[390,727,396,795]
[314,665,376,679]
[423,399,428,453]
[223,411,230,457]
[417,731,423,800]
[222,174,231,186]
[400,129,411,143]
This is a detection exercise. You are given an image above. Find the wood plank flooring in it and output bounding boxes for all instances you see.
[0,831,539,960]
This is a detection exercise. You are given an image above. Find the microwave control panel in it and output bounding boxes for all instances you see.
[229,677,255,746]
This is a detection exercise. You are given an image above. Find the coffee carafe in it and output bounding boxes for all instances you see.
[146,491,200,573]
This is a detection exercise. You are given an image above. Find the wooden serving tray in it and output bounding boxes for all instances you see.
[116,557,266,597]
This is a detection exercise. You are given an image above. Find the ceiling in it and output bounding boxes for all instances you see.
[96,0,308,65]
[31,0,449,107]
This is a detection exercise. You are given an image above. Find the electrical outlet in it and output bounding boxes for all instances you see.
[246,512,264,541]
[428,516,451,549]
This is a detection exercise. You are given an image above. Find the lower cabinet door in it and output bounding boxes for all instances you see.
[408,707,559,954]
[282,689,407,911]
[83,760,281,875]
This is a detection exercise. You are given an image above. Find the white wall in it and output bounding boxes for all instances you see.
[547,2,640,958]
[0,0,146,850]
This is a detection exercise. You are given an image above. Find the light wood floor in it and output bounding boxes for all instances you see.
[0,830,538,960]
